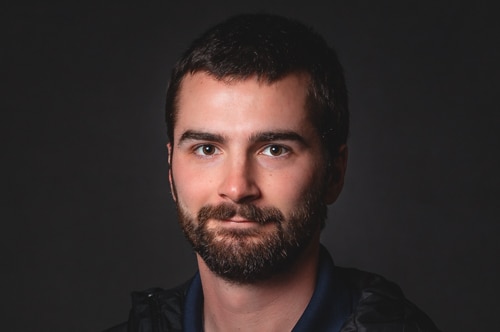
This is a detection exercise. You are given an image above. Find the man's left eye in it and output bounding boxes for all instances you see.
[261,145,289,157]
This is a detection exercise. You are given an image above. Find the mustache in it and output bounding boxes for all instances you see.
[198,203,284,225]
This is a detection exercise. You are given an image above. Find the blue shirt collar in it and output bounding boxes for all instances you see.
[183,246,352,332]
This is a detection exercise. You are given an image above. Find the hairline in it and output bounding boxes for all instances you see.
[169,69,323,143]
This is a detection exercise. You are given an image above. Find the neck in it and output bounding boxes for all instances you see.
[197,236,321,332]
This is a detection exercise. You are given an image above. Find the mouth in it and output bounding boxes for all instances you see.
[211,217,267,231]
[198,203,284,229]
[223,216,255,223]
[220,217,259,226]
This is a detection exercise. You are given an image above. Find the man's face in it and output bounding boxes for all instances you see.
[169,72,343,283]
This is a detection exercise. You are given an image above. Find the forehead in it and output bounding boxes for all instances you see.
[174,72,314,138]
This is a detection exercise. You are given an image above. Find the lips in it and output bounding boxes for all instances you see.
[223,217,255,223]
[198,203,285,226]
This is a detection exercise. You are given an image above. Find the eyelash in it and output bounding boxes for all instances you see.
[193,144,221,157]
[191,144,291,158]
[260,144,291,157]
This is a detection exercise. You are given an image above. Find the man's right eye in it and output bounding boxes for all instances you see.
[193,144,221,156]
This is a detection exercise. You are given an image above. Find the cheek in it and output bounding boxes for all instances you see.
[171,160,216,208]
[264,166,320,207]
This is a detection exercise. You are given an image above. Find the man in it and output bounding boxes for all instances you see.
[107,14,439,331]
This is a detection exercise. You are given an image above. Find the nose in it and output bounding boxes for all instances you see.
[218,155,261,204]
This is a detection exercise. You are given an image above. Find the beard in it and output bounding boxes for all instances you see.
[175,191,327,284]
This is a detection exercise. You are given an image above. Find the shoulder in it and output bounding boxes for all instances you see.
[103,280,192,332]
[335,267,440,332]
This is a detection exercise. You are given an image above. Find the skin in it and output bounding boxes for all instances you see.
[168,72,347,332]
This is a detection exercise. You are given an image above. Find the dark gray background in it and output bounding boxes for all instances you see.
[2,1,499,331]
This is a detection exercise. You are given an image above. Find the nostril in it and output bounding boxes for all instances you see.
[217,156,261,203]
[218,176,261,204]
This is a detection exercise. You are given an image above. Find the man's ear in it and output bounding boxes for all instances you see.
[167,142,177,202]
[325,144,348,204]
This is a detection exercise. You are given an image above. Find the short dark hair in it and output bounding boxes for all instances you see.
[165,13,349,160]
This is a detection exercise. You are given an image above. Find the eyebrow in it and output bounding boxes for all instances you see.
[179,130,225,144]
[250,131,307,146]
[178,129,307,146]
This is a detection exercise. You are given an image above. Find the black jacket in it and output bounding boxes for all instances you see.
[105,266,439,332]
